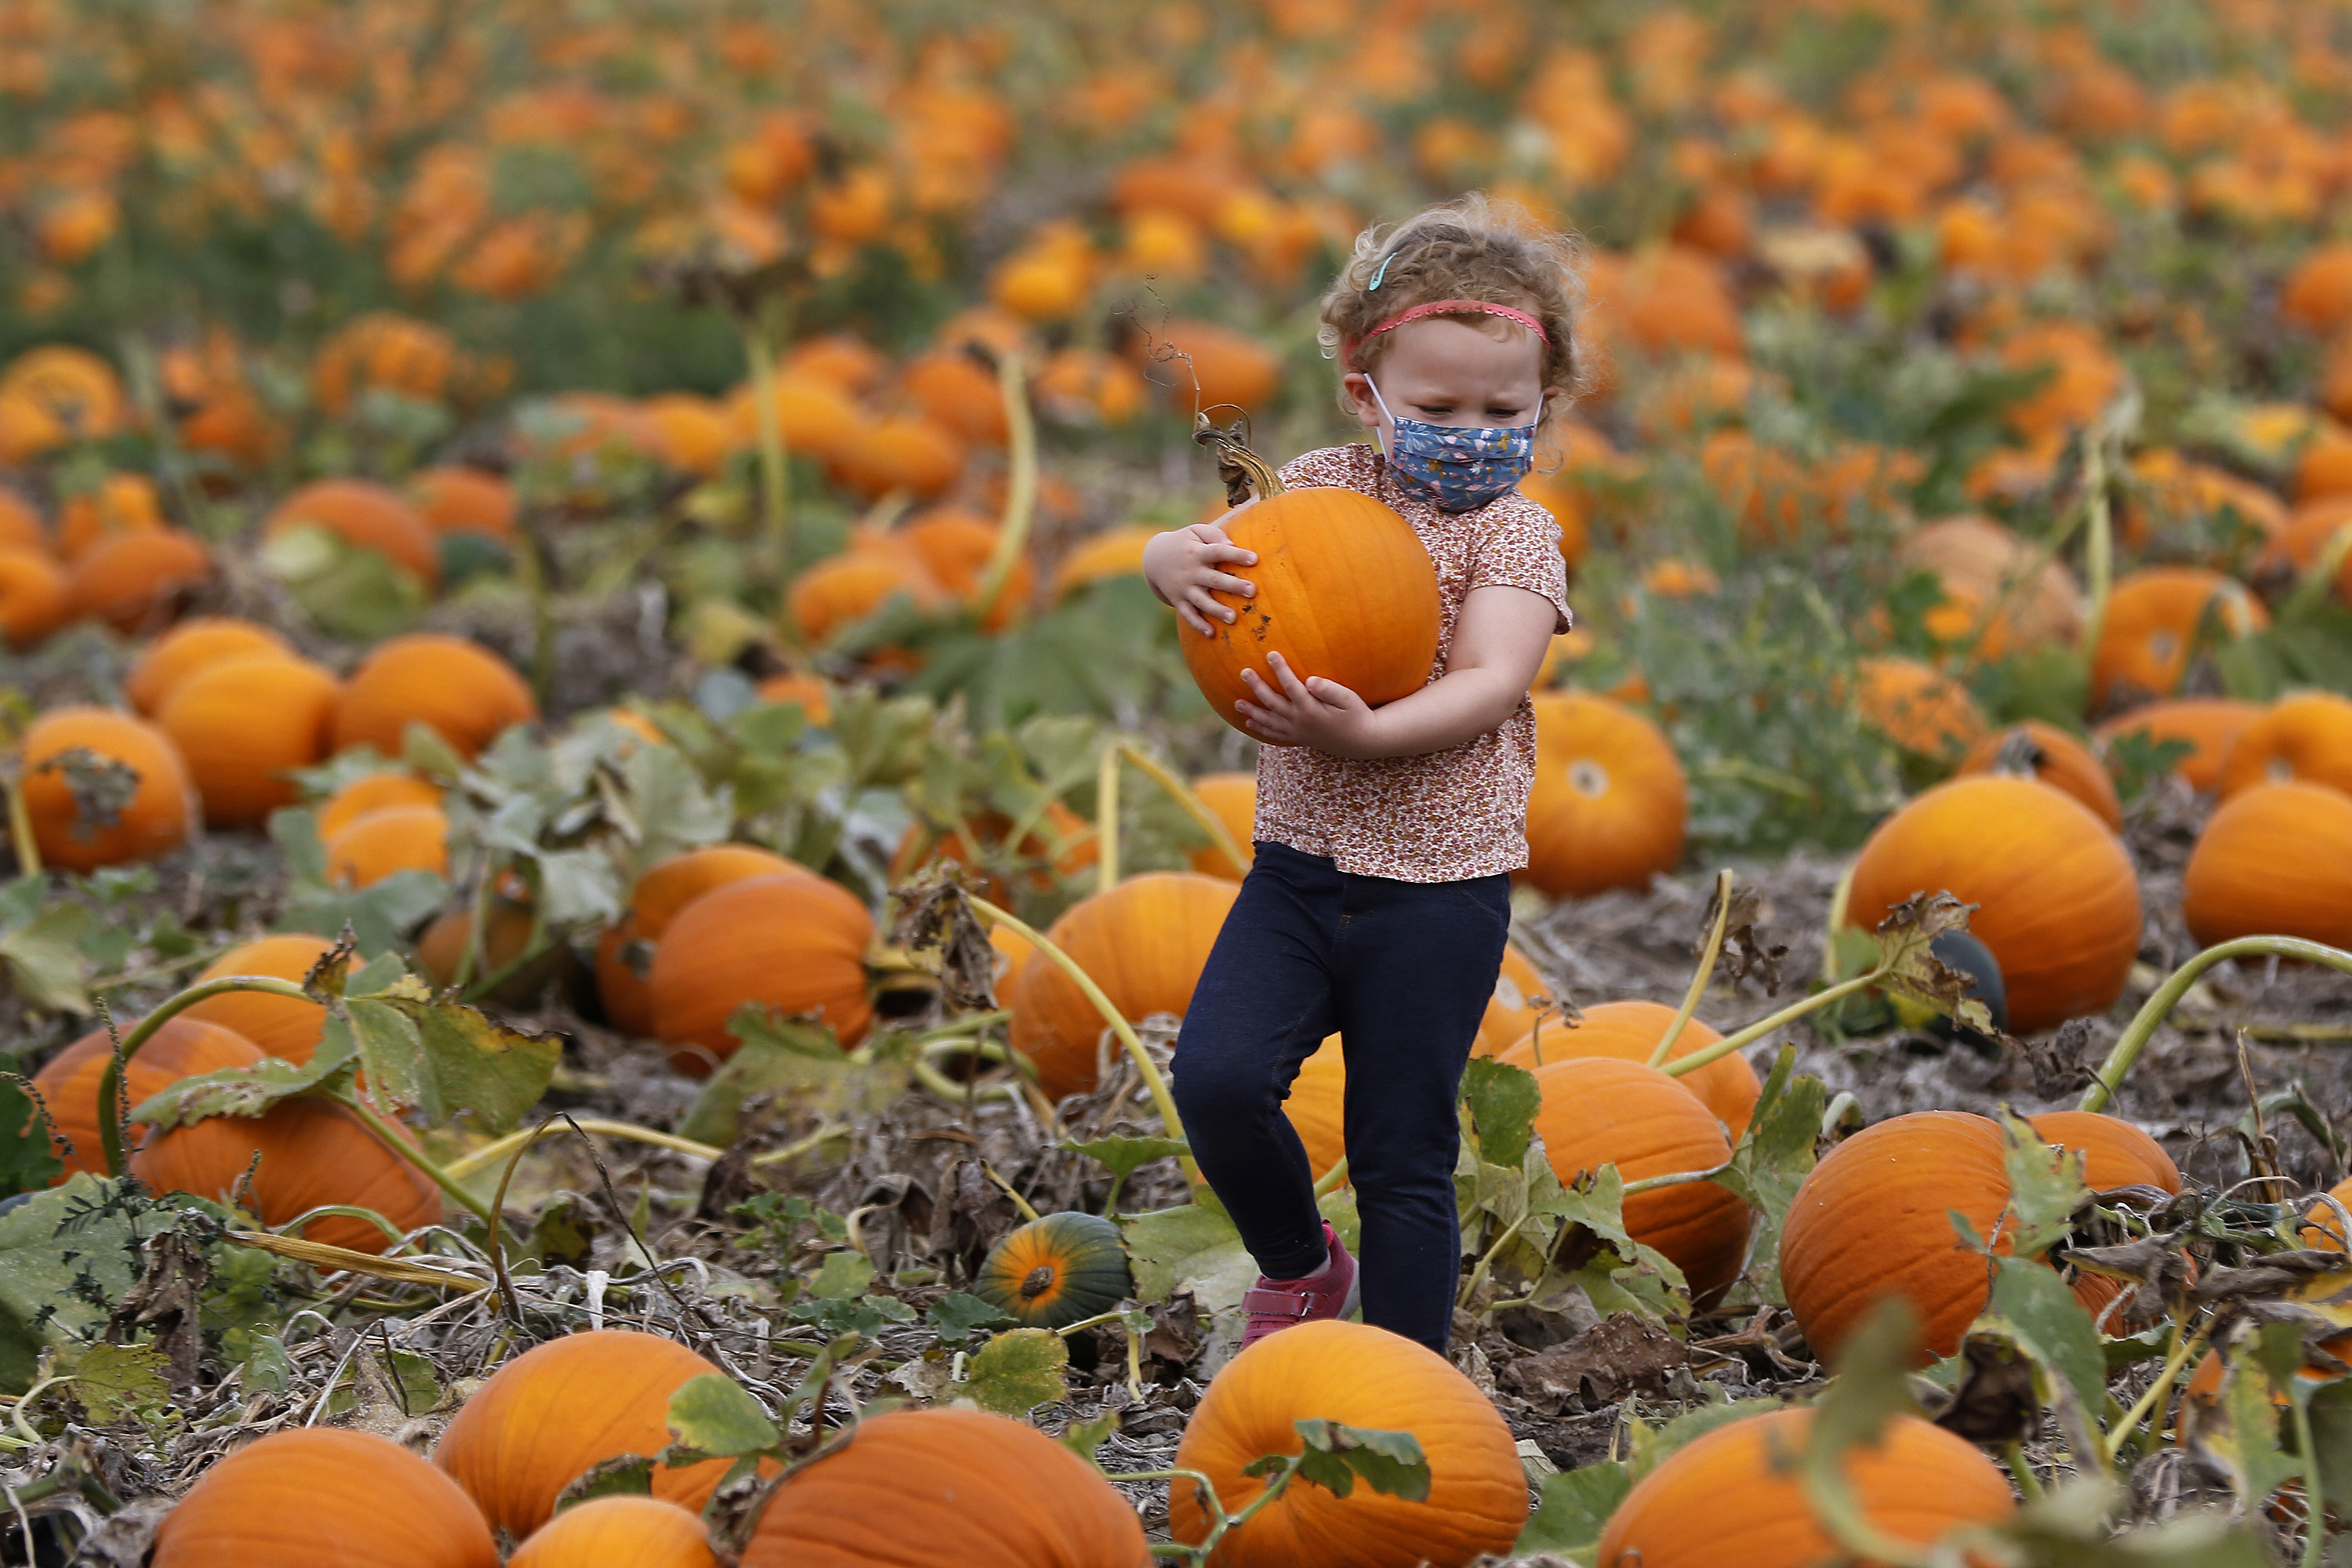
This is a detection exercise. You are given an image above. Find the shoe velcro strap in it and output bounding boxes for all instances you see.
[1241,1288,1314,1318]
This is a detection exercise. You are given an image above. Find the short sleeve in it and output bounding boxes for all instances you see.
[1470,493,1573,633]
[1276,444,1381,496]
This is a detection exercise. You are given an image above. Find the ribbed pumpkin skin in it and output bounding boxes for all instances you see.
[158,652,340,826]
[973,1211,1133,1329]
[1529,1058,1751,1301]
[1180,487,1439,735]
[1186,771,1257,880]
[19,706,198,871]
[2093,697,2262,793]
[1522,694,1687,898]
[1854,655,1988,759]
[1846,776,2141,1034]
[436,1330,742,1540]
[648,873,873,1073]
[411,466,518,541]
[2182,781,2352,950]
[154,1427,498,1568]
[1007,872,1240,1099]
[742,1406,1149,1568]
[324,802,450,887]
[596,845,805,1036]
[64,528,212,630]
[0,548,68,648]
[2027,1111,2181,1192]
[332,633,538,760]
[1500,1000,1761,1141]
[318,771,442,837]
[2218,691,2352,799]
[1593,1407,2015,1568]
[33,1017,262,1178]
[130,1096,441,1254]
[183,933,336,1062]
[509,1497,716,1567]
[1780,1112,2009,1366]
[1167,1320,1524,1568]
[1957,720,2123,832]
[2090,566,2267,706]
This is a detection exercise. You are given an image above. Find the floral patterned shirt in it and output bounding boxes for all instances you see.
[1250,444,1573,884]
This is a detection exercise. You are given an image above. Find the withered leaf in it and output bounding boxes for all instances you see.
[887,866,1000,1013]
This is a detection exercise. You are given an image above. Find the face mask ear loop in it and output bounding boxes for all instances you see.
[1366,376,1396,459]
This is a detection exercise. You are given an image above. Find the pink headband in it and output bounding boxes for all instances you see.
[1344,299,1550,366]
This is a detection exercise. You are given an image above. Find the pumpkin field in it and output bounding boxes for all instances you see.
[9,0,2352,1563]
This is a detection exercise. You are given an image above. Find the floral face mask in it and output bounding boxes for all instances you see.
[1367,378,1537,512]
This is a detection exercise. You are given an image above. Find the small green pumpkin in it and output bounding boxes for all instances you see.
[972,1211,1132,1329]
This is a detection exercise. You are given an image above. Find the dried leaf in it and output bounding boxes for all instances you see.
[887,866,1001,1012]
[0,1073,64,1196]
[225,1230,482,1289]
[954,1327,1069,1415]
[56,1341,169,1424]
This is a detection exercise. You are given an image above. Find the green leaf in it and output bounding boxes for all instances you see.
[1998,1112,2090,1261]
[270,805,448,956]
[240,1332,290,1393]
[1627,1398,1772,1481]
[0,1175,180,1393]
[927,1292,1018,1345]
[0,900,91,1013]
[1516,1461,1632,1558]
[1123,1189,1360,1315]
[1062,1134,1190,1180]
[56,1341,169,1424]
[2201,1331,2303,1513]
[1988,1257,2107,1414]
[340,988,561,1133]
[955,1327,1069,1415]
[676,1017,904,1149]
[1461,1058,1541,1169]
[1710,1047,1824,1305]
[0,1076,63,1196]
[1265,1421,1431,1503]
[2306,1376,2352,1521]
[1058,1407,1120,1468]
[1801,1298,1930,1561]
[129,1024,360,1130]
[554,1454,656,1513]
[666,1372,781,1459]
[808,1250,876,1300]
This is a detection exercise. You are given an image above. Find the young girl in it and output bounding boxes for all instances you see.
[1141,196,1584,1356]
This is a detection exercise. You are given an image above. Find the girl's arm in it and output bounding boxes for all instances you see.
[1235,584,1558,760]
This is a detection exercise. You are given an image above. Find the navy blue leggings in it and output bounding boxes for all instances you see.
[1171,841,1512,1352]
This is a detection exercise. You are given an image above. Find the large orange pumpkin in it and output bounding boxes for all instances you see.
[740,1406,1149,1568]
[2094,697,2263,793]
[154,1427,497,1568]
[2181,780,2352,950]
[898,509,1032,631]
[2027,1110,2180,1192]
[2301,1176,2352,1252]
[2216,691,2352,799]
[318,771,442,837]
[785,549,948,648]
[323,802,449,887]
[829,416,967,502]
[410,466,517,541]
[1594,1406,2015,1568]
[130,1095,441,1254]
[1500,1000,1760,1140]
[1006,872,1240,1098]
[263,478,441,588]
[1178,486,1439,735]
[2089,566,2267,707]
[1780,1111,2009,1365]
[332,633,538,760]
[158,653,340,827]
[56,473,161,561]
[1051,524,1159,601]
[436,1331,750,1540]
[1530,1058,1751,1300]
[1475,944,1559,1057]
[1187,771,1257,880]
[63,527,212,631]
[1853,655,1988,760]
[1281,1033,1348,1179]
[183,933,336,1062]
[1896,514,2083,657]
[1845,775,2141,1034]
[1521,693,1688,898]
[1956,720,2123,832]
[648,872,873,1073]
[18,706,198,872]
[124,616,292,715]
[33,1017,263,1178]
[597,845,808,1036]
[1167,1319,1524,1568]
[0,548,67,648]
[509,1497,715,1568]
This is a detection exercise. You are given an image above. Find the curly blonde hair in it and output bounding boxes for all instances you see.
[1316,194,1592,426]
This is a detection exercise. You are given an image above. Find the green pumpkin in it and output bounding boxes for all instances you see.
[972,1211,1132,1329]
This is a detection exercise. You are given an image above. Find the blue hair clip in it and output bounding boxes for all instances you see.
[1367,250,1395,291]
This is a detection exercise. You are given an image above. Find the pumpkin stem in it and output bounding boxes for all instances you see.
[2,765,39,880]
[1095,740,1121,895]
[337,1091,499,1229]
[1192,413,1285,505]
[2079,935,2352,1113]
[745,292,793,579]
[971,345,1037,627]
[91,974,314,1178]
[1648,869,1733,1068]
[1018,1264,1055,1299]
[2074,413,2118,666]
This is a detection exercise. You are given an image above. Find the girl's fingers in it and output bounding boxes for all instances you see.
[1186,588,1236,625]
[1210,573,1256,597]
[1200,543,1258,567]
[1177,602,1214,636]
[1265,652,1312,700]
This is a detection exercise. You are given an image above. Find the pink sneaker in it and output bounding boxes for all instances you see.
[1240,1223,1360,1348]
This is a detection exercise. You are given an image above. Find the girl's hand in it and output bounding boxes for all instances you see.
[1235,653,1380,756]
[1141,519,1259,637]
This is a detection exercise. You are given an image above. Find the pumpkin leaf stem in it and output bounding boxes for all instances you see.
[91,974,313,1177]
[2079,936,2352,1112]
[1647,869,1733,1068]
[336,1090,497,1229]
[1094,737,1120,895]
[1115,742,1250,884]
[971,346,1036,627]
